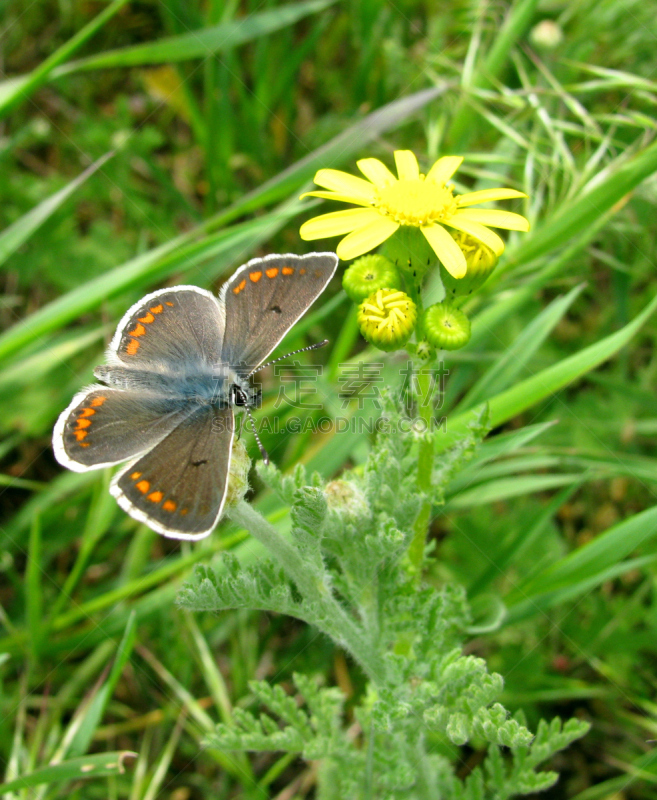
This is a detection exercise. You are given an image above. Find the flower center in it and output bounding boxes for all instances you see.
[374,178,457,227]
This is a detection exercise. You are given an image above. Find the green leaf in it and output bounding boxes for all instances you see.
[220,85,446,223]
[0,752,137,793]
[0,153,113,269]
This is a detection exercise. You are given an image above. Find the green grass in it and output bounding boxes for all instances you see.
[1,0,657,797]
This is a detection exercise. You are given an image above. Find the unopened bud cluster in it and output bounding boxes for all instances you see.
[342,231,496,354]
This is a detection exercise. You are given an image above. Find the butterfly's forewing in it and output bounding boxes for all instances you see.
[220,252,338,375]
[53,386,191,472]
[110,405,235,539]
[108,286,225,370]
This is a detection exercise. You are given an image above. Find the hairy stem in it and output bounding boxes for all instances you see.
[229,501,387,685]
[407,366,435,578]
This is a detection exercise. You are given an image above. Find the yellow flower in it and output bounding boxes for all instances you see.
[299,150,529,278]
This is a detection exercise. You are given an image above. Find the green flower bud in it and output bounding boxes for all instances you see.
[224,438,251,509]
[342,254,401,302]
[440,231,498,299]
[424,303,471,351]
[357,289,417,352]
[380,225,436,280]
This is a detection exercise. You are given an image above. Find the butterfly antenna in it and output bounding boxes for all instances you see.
[243,404,270,465]
[249,339,329,376]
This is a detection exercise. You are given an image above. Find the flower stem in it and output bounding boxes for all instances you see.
[229,501,387,685]
[407,365,434,579]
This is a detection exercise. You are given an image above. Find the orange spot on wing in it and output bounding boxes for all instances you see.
[80,442,90,448]
[130,471,142,480]
[166,301,174,306]
[138,312,155,324]
[90,396,106,407]
[126,340,140,356]
[74,430,88,441]
[79,407,95,418]
[136,480,150,494]
[282,266,294,276]
[163,500,177,512]
[129,323,146,337]
[147,491,163,503]
[299,268,306,275]
[233,279,247,295]
[249,271,262,283]
[150,304,163,314]
[75,418,92,429]
[266,267,279,279]
[179,508,188,516]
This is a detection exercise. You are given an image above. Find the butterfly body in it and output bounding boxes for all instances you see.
[94,363,245,406]
[53,252,338,540]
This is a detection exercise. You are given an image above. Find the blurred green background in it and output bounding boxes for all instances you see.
[1,0,657,797]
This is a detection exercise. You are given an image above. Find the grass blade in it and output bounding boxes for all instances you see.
[0,153,114,269]
[507,554,657,621]
[61,0,336,71]
[458,284,585,410]
[448,473,582,508]
[509,503,657,602]
[26,515,43,661]
[0,0,130,118]
[469,482,583,596]
[448,0,540,148]
[68,612,138,757]
[503,139,657,271]
[438,293,657,452]
[0,752,137,793]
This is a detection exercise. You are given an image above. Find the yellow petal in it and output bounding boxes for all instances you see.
[336,217,399,261]
[421,224,467,278]
[442,216,505,256]
[394,150,420,180]
[300,190,372,207]
[300,208,381,240]
[313,169,376,200]
[454,208,530,231]
[425,156,464,186]
[457,188,527,207]
[357,158,397,187]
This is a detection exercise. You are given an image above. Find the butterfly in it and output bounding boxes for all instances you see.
[53,252,338,540]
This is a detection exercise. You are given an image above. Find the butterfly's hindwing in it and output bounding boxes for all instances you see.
[110,405,235,539]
